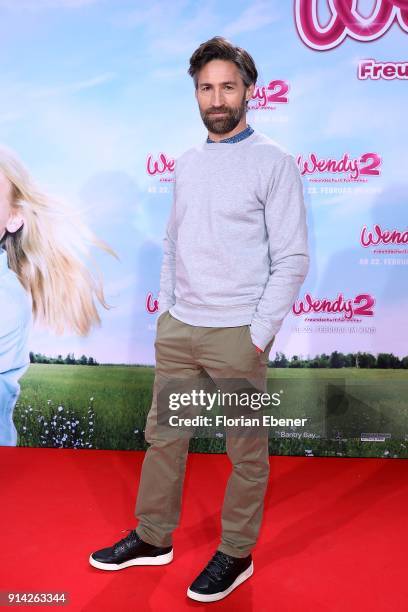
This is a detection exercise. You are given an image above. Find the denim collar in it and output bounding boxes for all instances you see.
[206,124,254,144]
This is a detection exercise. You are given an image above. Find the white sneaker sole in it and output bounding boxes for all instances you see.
[89,549,173,571]
[187,560,254,602]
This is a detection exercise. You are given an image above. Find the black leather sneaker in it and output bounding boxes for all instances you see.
[89,529,173,571]
[187,550,253,602]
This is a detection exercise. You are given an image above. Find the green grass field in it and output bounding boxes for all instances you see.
[15,364,408,458]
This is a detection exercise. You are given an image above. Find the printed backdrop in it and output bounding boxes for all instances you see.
[2,0,407,456]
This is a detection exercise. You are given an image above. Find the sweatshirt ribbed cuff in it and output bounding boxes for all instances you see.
[157,301,174,316]
[249,319,277,352]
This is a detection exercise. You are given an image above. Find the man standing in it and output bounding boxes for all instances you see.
[90,36,309,603]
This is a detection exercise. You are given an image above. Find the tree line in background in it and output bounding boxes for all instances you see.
[271,351,408,368]
[29,352,99,366]
[28,350,408,368]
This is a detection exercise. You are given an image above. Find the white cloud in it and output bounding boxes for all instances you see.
[31,100,139,185]
[0,73,139,194]
[113,0,217,57]
[114,0,189,29]
[30,73,116,98]
[223,0,280,37]
[113,0,280,58]
[150,66,187,80]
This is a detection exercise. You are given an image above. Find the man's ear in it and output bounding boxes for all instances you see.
[246,83,255,102]
[6,212,24,234]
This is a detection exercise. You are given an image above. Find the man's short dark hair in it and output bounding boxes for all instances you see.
[188,36,258,90]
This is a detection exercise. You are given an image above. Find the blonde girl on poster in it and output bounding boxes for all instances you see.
[0,145,115,446]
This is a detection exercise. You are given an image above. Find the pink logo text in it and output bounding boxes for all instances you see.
[360,224,408,246]
[295,0,408,51]
[293,292,375,318]
[146,153,175,176]
[297,152,381,179]
[146,292,158,314]
[250,80,289,106]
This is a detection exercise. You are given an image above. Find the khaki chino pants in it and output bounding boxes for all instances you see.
[135,310,275,558]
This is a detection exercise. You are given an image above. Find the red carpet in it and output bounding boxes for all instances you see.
[1,447,407,611]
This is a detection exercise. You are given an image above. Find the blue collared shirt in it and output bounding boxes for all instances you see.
[206,124,254,144]
[0,248,32,446]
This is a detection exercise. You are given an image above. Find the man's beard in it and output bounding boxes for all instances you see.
[200,93,246,135]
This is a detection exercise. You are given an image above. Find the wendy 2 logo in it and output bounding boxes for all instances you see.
[248,80,289,110]
[295,1,408,79]
[360,224,408,248]
[297,152,381,181]
[293,292,376,320]
[146,292,159,314]
[146,153,175,177]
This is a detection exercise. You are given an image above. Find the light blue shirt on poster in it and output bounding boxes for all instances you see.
[0,247,32,446]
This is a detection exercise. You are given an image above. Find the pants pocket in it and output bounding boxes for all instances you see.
[244,325,261,360]
[157,310,168,327]
[246,326,275,365]
[260,335,275,364]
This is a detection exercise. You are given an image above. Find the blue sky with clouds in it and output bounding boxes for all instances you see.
[1,0,406,362]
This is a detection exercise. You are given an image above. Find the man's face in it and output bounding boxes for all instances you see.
[195,59,253,135]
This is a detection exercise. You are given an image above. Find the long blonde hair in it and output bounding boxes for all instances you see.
[0,145,116,336]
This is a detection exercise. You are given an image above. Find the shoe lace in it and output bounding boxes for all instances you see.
[205,551,234,581]
[113,528,139,553]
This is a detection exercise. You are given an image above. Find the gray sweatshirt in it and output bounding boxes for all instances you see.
[158,128,309,351]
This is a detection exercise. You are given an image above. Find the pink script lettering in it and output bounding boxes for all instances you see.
[293,292,375,318]
[295,0,408,51]
[146,292,158,314]
[146,153,175,176]
[360,224,408,246]
[297,152,381,178]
